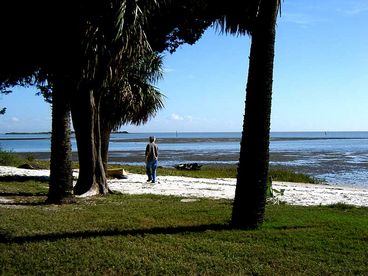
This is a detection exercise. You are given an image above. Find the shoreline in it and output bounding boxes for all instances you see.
[12,150,368,188]
[1,166,367,207]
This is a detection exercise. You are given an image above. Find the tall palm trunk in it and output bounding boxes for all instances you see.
[47,79,74,204]
[71,89,108,195]
[231,0,279,229]
[93,91,108,193]
[100,120,111,174]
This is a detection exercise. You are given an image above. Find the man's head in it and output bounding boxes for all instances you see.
[149,136,155,143]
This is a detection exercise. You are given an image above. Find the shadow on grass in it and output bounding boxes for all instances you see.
[0,192,48,206]
[0,224,232,244]
[0,192,48,197]
[0,175,49,182]
[0,201,47,206]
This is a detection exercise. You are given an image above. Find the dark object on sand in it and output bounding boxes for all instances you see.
[18,164,35,169]
[174,163,202,170]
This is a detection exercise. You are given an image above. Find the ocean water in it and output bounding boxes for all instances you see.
[1,131,368,187]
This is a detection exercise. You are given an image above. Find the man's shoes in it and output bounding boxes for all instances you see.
[151,181,155,184]
[146,179,152,182]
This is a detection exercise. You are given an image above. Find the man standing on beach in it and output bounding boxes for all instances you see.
[145,136,158,183]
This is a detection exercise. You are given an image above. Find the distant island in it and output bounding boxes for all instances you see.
[112,131,129,134]
[5,132,52,135]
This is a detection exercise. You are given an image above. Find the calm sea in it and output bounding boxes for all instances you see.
[1,131,368,188]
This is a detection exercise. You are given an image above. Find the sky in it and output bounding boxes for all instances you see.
[1,0,368,133]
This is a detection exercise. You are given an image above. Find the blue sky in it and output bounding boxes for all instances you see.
[1,0,368,133]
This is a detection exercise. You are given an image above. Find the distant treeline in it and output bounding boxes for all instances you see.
[112,131,129,134]
[5,131,128,135]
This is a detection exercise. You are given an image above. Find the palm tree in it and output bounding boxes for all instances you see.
[71,0,162,195]
[216,0,280,229]
[100,53,164,173]
[0,2,79,204]
[47,77,74,203]
[0,0,164,200]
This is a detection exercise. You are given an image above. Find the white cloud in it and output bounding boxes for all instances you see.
[11,117,20,122]
[163,67,174,73]
[170,113,184,121]
[281,13,325,27]
[168,113,196,122]
[337,4,368,16]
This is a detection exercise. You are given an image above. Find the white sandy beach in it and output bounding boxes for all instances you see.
[1,166,367,207]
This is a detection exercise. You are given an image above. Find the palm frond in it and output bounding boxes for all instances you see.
[214,0,282,35]
[213,0,260,35]
[100,52,165,130]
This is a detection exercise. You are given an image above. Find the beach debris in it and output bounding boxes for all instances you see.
[174,163,202,170]
[106,168,128,179]
[180,198,199,203]
[266,176,285,204]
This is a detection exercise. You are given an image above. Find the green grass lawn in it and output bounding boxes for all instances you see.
[1,181,367,275]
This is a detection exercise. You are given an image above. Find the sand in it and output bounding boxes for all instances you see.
[1,166,367,207]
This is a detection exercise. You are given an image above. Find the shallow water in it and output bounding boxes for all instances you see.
[1,131,368,187]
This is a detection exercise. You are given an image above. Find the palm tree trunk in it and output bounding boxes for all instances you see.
[47,79,74,204]
[93,91,108,193]
[231,0,279,229]
[100,121,111,174]
[71,89,108,195]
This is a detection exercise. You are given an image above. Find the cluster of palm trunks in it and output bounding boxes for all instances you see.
[0,0,279,229]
